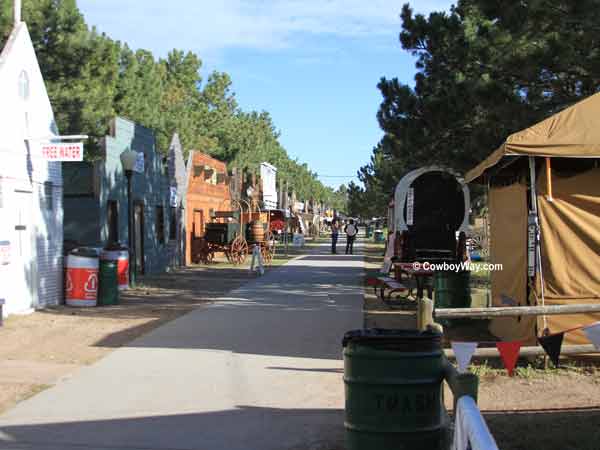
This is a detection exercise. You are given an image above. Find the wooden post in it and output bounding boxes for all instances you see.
[443,356,479,410]
[435,303,600,319]
[546,157,553,201]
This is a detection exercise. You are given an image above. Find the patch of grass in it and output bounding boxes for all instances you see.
[21,384,51,401]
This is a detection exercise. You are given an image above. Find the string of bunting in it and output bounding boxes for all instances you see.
[451,321,600,376]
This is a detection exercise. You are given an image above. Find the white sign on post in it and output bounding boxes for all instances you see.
[40,142,84,161]
[260,162,278,210]
[134,152,145,173]
[406,188,415,226]
[169,187,178,207]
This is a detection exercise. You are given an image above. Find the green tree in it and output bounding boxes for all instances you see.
[354,0,600,217]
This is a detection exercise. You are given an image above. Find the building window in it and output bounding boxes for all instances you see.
[107,200,119,244]
[19,70,30,101]
[156,205,165,244]
[44,182,53,210]
[169,207,177,241]
[193,165,202,177]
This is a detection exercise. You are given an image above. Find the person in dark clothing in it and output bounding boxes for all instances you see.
[344,219,358,254]
[331,218,340,254]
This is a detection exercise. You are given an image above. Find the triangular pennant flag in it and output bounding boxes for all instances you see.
[452,342,478,374]
[537,333,564,367]
[496,341,522,376]
[583,322,600,350]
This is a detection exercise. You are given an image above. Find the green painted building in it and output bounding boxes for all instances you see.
[63,117,186,275]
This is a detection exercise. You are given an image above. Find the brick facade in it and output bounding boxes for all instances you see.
[185,151,231,264]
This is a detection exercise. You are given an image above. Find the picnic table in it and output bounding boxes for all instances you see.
[394,262,435,300]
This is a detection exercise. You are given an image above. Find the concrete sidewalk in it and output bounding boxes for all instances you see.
[0,241,364,450]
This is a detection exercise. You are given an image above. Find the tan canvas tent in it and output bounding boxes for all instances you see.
[467,92,600,344]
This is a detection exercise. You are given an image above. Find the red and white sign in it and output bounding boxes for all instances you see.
[40,143,84,161]
[0,241,10,266]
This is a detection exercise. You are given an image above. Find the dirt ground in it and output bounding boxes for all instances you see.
[363,240,600,450]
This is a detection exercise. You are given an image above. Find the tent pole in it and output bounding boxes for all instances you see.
[545,157,553,201]
[529,156,547,331]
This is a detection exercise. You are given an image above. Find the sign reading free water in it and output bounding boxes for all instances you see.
[40,143,84,161]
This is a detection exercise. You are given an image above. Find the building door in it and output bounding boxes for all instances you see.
[134,203,145,275]
[12,190,35,312]
[193,209,204,237]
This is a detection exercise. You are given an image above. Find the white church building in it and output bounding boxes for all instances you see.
[0,2,64,317]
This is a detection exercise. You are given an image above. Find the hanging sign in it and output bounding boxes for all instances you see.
[40,142,84,161]
[406,188,415,225]
[527,213,537,277]
[134,152,145,173]
[0,241,10,265]
[169,187,178,207]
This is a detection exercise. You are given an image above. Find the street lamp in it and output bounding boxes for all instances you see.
[120,149,138,288]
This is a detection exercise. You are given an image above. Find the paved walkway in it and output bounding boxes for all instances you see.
[0,239,364,450]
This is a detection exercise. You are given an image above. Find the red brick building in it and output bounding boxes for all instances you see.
[185,152,231,264]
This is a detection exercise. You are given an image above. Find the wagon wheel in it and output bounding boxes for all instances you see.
[230,236,248,265]
[261,232,276,265]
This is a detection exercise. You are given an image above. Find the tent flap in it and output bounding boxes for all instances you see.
[488,182,536,344]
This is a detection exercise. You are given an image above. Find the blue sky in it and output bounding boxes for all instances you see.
[78,1,454,188]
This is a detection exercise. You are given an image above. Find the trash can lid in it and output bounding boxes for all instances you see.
[69,247,100,258]
[342,328,442,348]
[104,242,128,251]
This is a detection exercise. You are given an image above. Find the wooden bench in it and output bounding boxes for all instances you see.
[374,276,408,301]
[0,299,4,326]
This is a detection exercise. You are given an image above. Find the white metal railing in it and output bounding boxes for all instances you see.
[453,396,499,450]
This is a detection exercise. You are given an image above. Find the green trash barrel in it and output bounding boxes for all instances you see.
[433,270,471,327]
[343,329,446,450]
[97,258,119,306]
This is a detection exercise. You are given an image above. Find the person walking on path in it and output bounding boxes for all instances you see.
[331,218,340,254]
[344,219,358,255]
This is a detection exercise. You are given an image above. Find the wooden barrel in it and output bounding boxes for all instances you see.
[250,221,265,242]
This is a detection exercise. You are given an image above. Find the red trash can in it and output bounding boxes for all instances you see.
[65,248,99,307]
[100,248,129,290]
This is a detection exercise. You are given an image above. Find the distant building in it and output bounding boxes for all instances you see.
[0,18,64,316]
[186,151,231,264]
[63,117,174,276]
[166,133,187,268]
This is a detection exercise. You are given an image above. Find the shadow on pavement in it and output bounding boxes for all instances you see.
[114,261,364,360]
[0,406,345,450]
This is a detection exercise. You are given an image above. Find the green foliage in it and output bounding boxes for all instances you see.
[350,0,600,218]
[0,1,340,206]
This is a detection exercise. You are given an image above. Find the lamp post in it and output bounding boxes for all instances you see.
[120,149,138,288]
